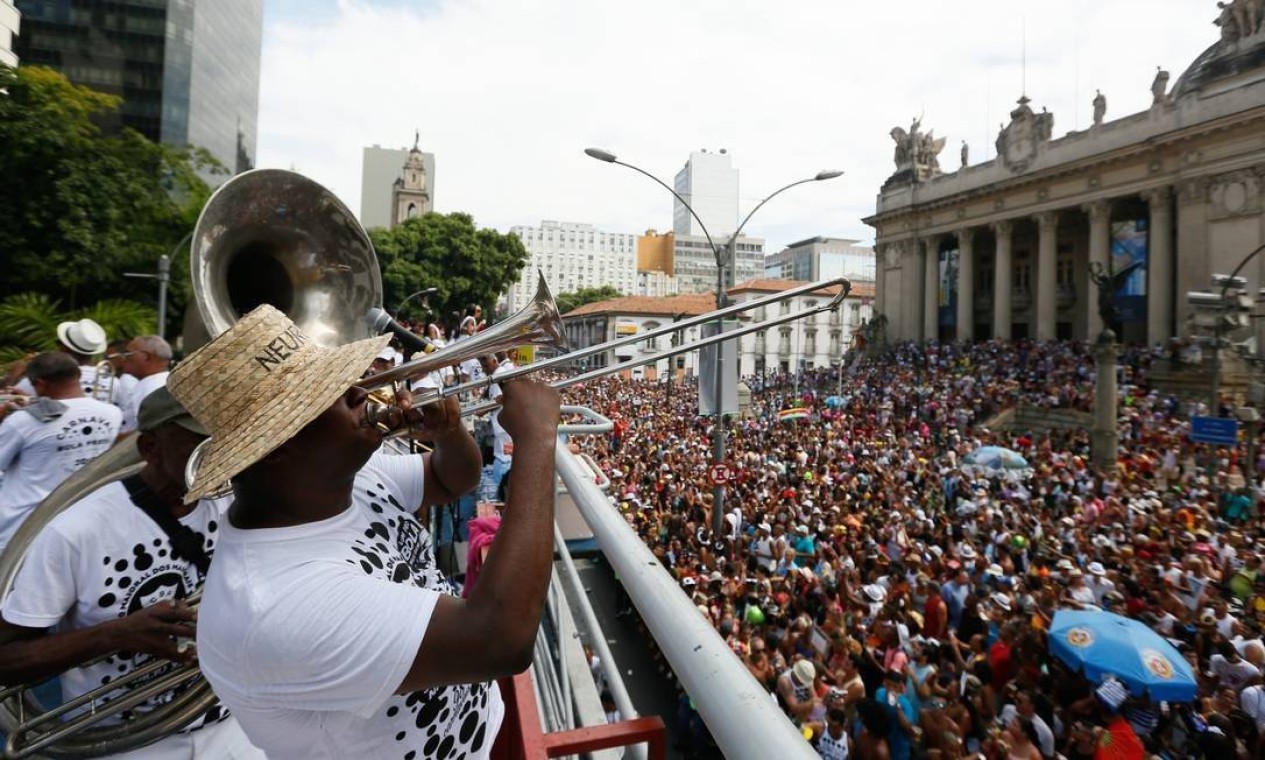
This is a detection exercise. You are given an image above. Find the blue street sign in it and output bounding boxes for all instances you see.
[1190,416,1239,446]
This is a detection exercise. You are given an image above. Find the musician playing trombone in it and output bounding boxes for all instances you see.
[166,305,561,760]
[0,387,263,758]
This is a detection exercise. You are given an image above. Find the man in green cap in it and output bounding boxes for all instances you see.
[0,387,263,758]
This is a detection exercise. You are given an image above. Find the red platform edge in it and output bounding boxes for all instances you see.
[490,671,666,760]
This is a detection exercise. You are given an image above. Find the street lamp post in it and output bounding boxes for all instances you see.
[126,231,190,338]
[585,148,842,539]
[1209,243,1265,413]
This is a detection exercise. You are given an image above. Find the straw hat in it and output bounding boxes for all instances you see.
[168,305,388,503]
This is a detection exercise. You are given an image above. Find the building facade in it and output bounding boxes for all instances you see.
[766,237,877,283]
[1,0,18,67]
[14,0,263,177]
[674,232,765,294]
[559,281,874,381]
[729,280,874,377]
[361,141,436,229]
[674,149,739,238]
[867,2,1265,347]
[506,221,639,311]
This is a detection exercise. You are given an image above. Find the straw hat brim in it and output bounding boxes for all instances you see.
[181,334,389,503]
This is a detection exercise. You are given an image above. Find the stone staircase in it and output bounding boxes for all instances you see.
[983,402,1094,433]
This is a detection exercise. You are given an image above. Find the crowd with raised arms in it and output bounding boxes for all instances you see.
[562,339,1265,760]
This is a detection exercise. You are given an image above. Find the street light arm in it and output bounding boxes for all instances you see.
[588,152,720,255]
[729,171,844,244]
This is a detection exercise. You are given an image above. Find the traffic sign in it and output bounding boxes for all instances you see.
[1190,416,1239,446]
[708,463,733,487]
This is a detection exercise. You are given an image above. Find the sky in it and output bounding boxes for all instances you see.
[258,0,1216,252]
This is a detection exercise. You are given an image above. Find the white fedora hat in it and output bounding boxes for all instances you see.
[56,318,107,355]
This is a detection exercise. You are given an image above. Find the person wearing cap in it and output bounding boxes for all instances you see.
[0,352,123,553]
[166,305,559,760]
[117,335,173,435]
[777,658,820,723]
[0,386,262,758]
[12,318,110,400]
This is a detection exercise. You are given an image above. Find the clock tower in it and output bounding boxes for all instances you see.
[390,131,432,227]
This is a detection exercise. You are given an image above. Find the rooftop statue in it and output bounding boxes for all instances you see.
[887,117,946,183]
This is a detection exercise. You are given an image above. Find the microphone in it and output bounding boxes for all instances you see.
[366,307,435,356]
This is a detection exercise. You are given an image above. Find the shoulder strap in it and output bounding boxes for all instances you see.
[18,398,68,424]
[121,475,211,577]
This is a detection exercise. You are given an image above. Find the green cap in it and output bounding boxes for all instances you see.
[137,386,208,436]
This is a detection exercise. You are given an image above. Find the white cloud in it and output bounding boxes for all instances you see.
[257,0,1217,251]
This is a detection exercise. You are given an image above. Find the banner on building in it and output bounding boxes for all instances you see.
[1110,219,1148,323]
[938,247,959,326]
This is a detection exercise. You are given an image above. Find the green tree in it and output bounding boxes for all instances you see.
[368,212,529,327]
[0,65,222,329]
[555,285,623,314]
[0,293,157,365]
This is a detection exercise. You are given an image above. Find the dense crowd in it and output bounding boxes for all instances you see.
[561,339,1265,760]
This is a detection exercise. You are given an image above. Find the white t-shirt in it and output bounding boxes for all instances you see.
[120,371,170,434]
[1,481,229,728]
[0,397,122,551]
[817,728,849,760]
[488,362,515,463]
[196,452,504,760]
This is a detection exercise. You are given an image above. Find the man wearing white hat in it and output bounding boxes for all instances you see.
[167,305,560,760]
[13,318,109,399]
[776,659,819,723]
[0,352,122,552]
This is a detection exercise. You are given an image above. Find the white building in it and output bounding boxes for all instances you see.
[1,1,19,68]
[360,142,436,230]
[507,221,639,311]
[728,279,875,377]
[674,233,764,294]
[766,237,876,282]
[674,149,739,238]
[560,293,715,380]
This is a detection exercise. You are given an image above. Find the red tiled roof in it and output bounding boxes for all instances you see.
[729,278,875,298]
[564,293,716,318]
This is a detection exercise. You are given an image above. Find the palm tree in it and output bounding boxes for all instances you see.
[0,293,157,366]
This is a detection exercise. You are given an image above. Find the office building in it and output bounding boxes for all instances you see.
[1,1,18,68]
[507,221,638,312]
[766,237,876,283]
[674,233,764,294]
[361,141,437,230]
[673,149,739,238]
[14,0,264,177]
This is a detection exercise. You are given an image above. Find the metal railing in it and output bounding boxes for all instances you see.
[553,419,818,760]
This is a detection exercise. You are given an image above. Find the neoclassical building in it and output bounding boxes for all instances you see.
[867,0,1265,346]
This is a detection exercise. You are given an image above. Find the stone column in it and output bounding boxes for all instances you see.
[1091,329,1119,473]
[992,220,1013,340]
[1144,186,1174,346]
[923,236,941,342]
[1035,211,1059,341]
[874,245,887,318]
[956,228,975,342]
[1083,200,1112,339]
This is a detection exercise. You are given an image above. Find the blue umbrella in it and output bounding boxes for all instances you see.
[824,395,846,409]
[962,445,1031,478]
[1048,610,1197,702]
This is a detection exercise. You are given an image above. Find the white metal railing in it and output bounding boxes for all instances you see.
[554,437,817,760]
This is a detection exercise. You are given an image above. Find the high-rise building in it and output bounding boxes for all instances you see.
[361,142,436,230]
[506,221,638,312]
[673,149,739,239]
[1,1,19,68]
[765,237,876,282]
[673,233,764,294]
[14,0,264,178]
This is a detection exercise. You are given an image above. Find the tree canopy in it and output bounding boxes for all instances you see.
[0,65,223,331]
[556,285,624,314]
[368,212,529,329]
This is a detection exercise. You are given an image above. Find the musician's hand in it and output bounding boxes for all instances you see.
[107,599,198,664]
[497,380,560,445]
[395,387,463,441]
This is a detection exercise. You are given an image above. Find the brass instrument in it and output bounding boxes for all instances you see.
[0,167,850,758]
[90,360,115,404]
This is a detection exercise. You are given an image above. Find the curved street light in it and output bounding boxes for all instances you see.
[584,147,844,538]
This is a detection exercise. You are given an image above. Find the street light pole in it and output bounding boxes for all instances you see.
[1210,242,1265,414]
[126,230,190,338]
[584,148,842,541]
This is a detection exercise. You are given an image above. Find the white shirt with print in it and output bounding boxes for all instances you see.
[0,397,122,551]
[196,452,504,760]
[1,481,229,728]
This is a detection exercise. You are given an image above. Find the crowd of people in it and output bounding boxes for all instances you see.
[560,339,1265,760]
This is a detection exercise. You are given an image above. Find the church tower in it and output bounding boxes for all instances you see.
[390,131,432,227]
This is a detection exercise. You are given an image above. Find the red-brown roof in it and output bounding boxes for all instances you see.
[564,293,716,318]
[728,278,875,298]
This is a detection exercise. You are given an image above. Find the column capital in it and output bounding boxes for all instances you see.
[1081,199,1112,222]
[1141,185,1173,207]
[957,227,976,246]
[920,234,943,252]
[1035,210,1059,230]
[990,219,1013,237]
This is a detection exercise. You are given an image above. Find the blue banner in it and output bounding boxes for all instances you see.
[1110,219,1148,323]
[938,248,959,326]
